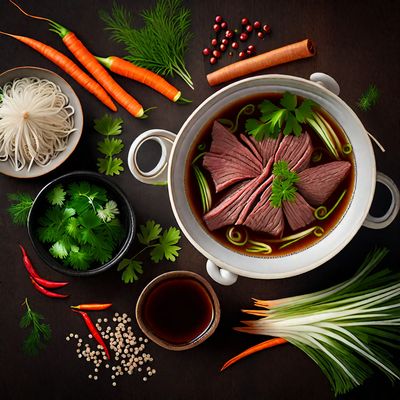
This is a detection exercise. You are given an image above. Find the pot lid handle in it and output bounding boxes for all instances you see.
[206,260,238,286]
[310,72,340,96]
[128,129,176,186]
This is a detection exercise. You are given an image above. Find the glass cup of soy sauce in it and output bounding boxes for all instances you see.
[136,271,221,350]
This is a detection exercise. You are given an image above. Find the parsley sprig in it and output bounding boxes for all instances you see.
[117,220,181,283]
[37,182,125,270]
[20,298,51,356]
[245,92,315,141]
[94,114,125,176]
[270,161,299,207]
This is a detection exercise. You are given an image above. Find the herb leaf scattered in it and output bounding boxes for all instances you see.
[357,84,379,111]
[7,192,34,225]
[100,0,193,89]
[95,114,125,176]
[118,220,181,283]
[246,92,315,141]
[46,184,66,206]
[20,298,51,356]
[270,161,299,207]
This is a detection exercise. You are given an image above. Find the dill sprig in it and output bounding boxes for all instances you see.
[7,192,34,225]
[357,84,379,111]
[20,298,52,356]
[100,0,193,89]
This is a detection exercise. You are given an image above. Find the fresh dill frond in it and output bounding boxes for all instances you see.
[357,84,379,111]
[100,0,193,89]
[7,192,34,225]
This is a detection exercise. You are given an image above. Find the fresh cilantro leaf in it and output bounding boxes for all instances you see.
[150,227,181,263]
[280,92,297,111]
[65,217,80,238]
[46,184,66,206]
[117,259,143,283]
[49,240,69,259]
[295,99,315,123]
[97,157,124,176]
[259,100,280,115]
[7,192,34,225]
[97,200,120,222]
[284,113,302,136]
[271,161,299,207]
[137,220,162,245]
[94,114,123,136]
[91,237,114,264]
[98,138,124,157]
[66,246,92,270]
[103,218,125,243]
[37,208,76,243]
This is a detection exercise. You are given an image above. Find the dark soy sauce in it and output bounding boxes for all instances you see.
[143,278,214,345]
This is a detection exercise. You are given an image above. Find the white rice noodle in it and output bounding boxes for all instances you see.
[0,77,76,171]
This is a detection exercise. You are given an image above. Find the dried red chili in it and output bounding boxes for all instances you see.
[72,309,111,359]
[19,244,69,289]
[71,304,112,311]
[30,277,69,298]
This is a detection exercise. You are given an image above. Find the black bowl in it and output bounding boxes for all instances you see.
[27,171,136,276]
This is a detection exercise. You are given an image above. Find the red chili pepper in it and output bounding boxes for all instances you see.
[70,304,112,311]
[72,310,111,359]
[19,244,69,288]
[30,277,69,298]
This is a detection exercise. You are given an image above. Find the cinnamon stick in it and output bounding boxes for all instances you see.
[207,39,316,87]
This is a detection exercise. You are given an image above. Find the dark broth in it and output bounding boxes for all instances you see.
[143,278,214,345]
[185,93,355,257]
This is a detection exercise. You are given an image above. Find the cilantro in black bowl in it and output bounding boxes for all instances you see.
[27,171,135,276]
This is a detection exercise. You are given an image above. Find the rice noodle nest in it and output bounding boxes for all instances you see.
[0,76,76,171]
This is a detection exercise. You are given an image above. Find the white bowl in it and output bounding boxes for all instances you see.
[0,66,84,178]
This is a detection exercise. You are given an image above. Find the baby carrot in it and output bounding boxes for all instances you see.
[71,304,112,311]
[10,1,145,118]
[220,337,287,371]
[0,30,116,111]
[96,56,182,102]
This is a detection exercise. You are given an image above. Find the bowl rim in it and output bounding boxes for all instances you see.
[27,170,136,276]
[168,74,376,279]
[0,66,84,179]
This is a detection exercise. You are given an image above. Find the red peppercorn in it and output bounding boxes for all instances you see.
[263,24,271,33]
[241,18,249,26]
[238,50,246,59]
[247,44,255,52]
[253,21,261,29]
[221,21,228,29]
[246,49,252,55]
[212,49,221,58]
[257,31,264,39]
[225,29,234,38]
[213,23,221,32]
[239,32,248,41]
[211,38,218,46]
[215,15,223,23]
[246,24,253,33]
[202,47,211,56]
[220,43,227,52]
[210,57,217,65]
[221,38,228,45]
[231,41,239,49]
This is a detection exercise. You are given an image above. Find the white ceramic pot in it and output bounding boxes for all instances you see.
[128,73,399,285]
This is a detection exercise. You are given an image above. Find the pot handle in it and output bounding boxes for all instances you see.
[363,171,400,229]
[309,72,340,96]
[206,260,238,286]
[128,129,176,186]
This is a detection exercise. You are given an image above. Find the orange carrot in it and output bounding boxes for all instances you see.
[220,337,287,371]
[10,1,145,118]
[96,56,182,102]
[207,39,316,86]
[0,30,116,111]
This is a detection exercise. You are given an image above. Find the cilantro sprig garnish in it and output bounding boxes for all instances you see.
[94,114,125,176]
[117,220,181,283]
[37,182,125,271]
[20,298,51,356]
[245,92,315,141]
[270,161,299,207]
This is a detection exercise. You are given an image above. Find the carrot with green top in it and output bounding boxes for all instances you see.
[10,1,146,118]
[0,30,116,111]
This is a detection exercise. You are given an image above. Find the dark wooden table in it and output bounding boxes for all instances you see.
[1,1,399,399]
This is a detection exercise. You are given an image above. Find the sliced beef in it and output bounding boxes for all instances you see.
[296,161,352,206]
[274,131,313,172]
[250,134,282,166]
[203,121,263,192]
[240,134,263,164]
[243,187,285,237]
[203,163,272,231]
[283,192,315,231]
